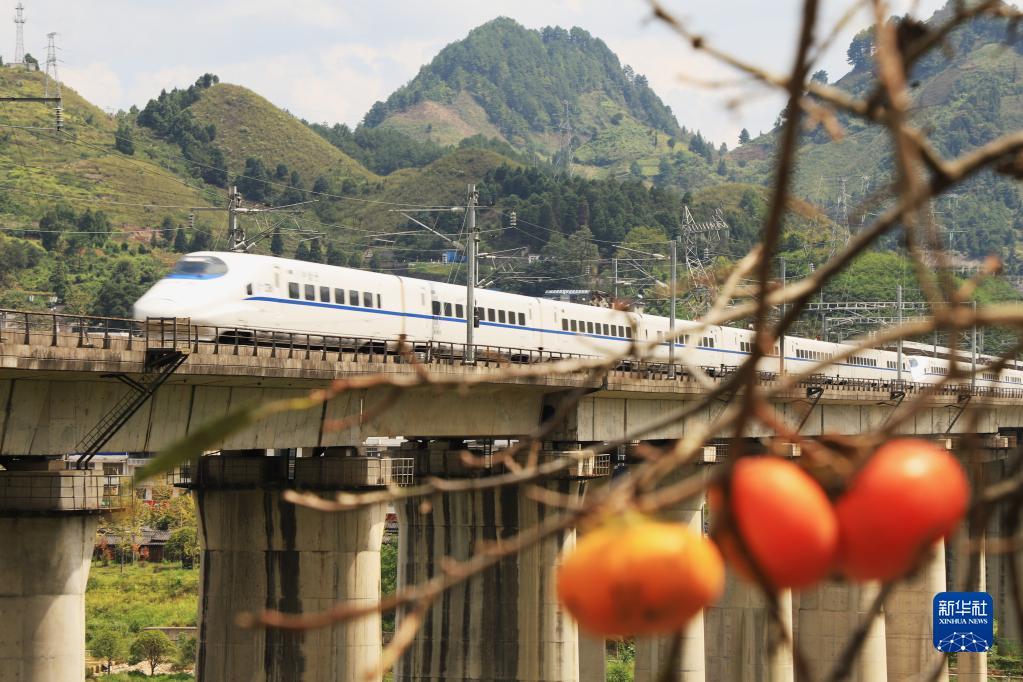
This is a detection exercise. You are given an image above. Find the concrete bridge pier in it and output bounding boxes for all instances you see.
[704,571,794,682]
[634,460,710,682]
[885,541,948,682]
[0,462,103,682]
[193,452,388,682]
[394,443,595,682]
[796,580,887,681]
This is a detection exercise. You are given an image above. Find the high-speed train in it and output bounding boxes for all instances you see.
[132,251,1023,391]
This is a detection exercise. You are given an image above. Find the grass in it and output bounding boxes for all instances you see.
[86,563,200,641]
[0,69,217,230]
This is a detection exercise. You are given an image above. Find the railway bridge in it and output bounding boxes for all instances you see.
[0,309,1019,681]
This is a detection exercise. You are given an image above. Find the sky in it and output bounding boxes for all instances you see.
[7,0,949,147]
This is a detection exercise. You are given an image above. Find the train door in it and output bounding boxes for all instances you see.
[428,283,442,342]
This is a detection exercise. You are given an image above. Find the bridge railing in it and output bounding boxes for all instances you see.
[4,308,1023,400]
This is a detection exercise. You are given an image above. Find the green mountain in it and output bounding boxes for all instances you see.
[187,82,378,185]
[359,18,725,186]
[731,0,1023,267]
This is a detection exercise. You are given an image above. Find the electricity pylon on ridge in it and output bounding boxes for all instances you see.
[678,205,729,317]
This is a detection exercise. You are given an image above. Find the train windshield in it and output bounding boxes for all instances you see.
[170,256,228,278]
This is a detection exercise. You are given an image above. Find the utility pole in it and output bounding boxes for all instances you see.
[896,284,903,383]
[668,238,677,378]
[971,300,977,392]
[779,257,786,376]
[227,186,242,250]
[465,184,478,364]
[613,258,618,300]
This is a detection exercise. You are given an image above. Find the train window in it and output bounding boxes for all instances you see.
[432,301,441,315]
[304,284,315,301]
[320,286,330,302]
[518,312,525,326]
[586,321,594,334]
[444,302,452,317]
[626,327,633,339]
[288,282,300,299]
[487,308,495,322]
[246,283,253,296]
[335,288,345,304]
[349,290,359,306]
[562,319,568,331]
[456,304,464,318]
[601,323,608,335]
[364,292,373,308]
[171,255,228,277]
[475,307,483,323]
[507,310,515,324]
[570,320,577,332]
[499,310,506,323]
[377,294,382,308]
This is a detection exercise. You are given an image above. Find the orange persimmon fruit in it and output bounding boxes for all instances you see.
[835,438,969,581]
[709,456,839,589]
[556,516,724,636]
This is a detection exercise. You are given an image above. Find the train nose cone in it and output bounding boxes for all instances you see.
[132,297,180,320]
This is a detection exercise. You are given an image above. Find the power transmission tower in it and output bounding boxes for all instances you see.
[678,205,729,317]
[13,2,25,65]
[44,32,60,99]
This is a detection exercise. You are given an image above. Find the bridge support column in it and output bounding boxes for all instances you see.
[193,454,387,682]
[578,634,605,681]
[0,466,104,682]
[394,479,583,682]
[635,462,708,682]
[885,541,948,682]
[796,581,887,681]
[704,572,794,682]
[976,447,1021,654]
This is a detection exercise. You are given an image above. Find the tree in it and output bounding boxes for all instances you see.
[308,238,324,263]
[23,53,38,68]
[49,260,68,303]
[739,128,751,145]
[326,241,344,266]
[847,28,874,70]
[37,205,76,251]
[166,526,199,564]
[173,226,189,252]
[173,636,197,672]
[236,157,271,202]
[810,69,829,85]
[160,216,177,244]
[90,629,124,673]
[115,120,135,155]
[270,227,284,256]
[129,630,174,675]
[91,260,147,318]
[295,241,310,262]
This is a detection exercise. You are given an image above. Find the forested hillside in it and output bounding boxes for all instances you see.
[354,18,726,188]
[1,6,1021,324]
[732,1,1023,268]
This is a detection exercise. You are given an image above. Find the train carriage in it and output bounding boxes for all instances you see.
[133,252,1022,391]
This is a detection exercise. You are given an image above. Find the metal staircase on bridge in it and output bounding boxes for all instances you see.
[74,347,188,469]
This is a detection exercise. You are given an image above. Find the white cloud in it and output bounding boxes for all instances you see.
[15,0,961,148]
[60,62,124,112]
